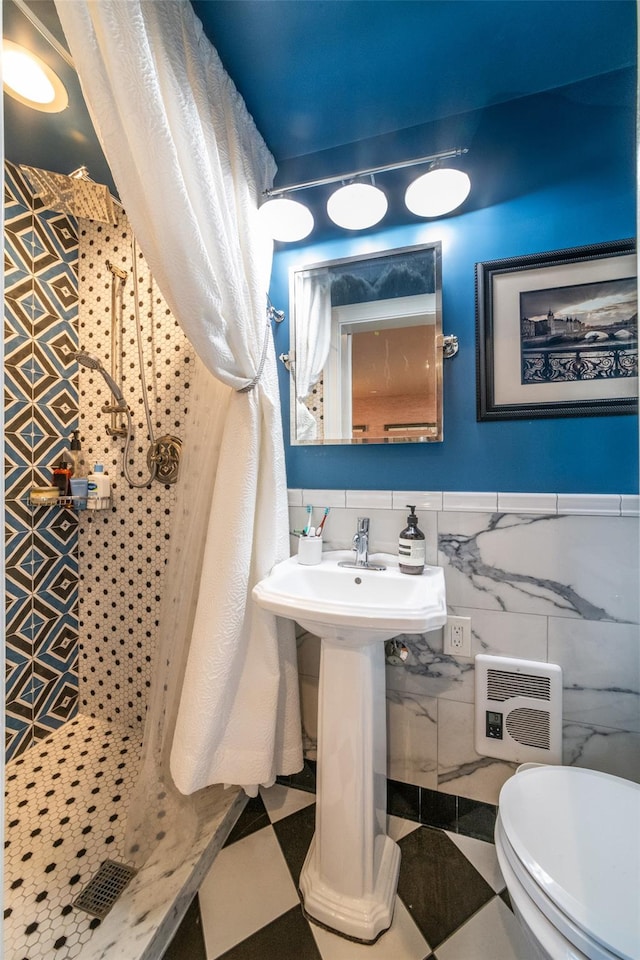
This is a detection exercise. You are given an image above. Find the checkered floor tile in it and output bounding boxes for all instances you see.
[165,784,534,960]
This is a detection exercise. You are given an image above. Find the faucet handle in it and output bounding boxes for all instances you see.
[357,516,370,534]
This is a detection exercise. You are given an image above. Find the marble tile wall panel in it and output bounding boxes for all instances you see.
[548,618,640,733]
[436,700,517,803]
[438,512,639,623]
[386,690,438,790]
[289,495,640,805]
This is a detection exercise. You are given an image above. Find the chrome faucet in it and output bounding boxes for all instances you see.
[353,516,369,565]
[338,517,386,571]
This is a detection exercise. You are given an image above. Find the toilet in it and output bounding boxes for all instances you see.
[495,765,640,960]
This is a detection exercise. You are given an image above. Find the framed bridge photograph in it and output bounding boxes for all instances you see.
[476,239,637,421]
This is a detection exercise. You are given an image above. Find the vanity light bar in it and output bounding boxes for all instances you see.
[263,148,469,198]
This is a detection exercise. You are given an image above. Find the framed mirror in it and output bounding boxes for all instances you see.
[289,242,443,444]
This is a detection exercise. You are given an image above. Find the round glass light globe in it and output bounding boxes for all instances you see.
[405,168,471,217]
[258,197,314,242]
[326,183,388,230]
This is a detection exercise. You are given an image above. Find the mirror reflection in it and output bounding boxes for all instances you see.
[290,243,443,444]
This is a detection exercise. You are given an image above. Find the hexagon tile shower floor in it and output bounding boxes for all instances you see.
[4,715,142,960]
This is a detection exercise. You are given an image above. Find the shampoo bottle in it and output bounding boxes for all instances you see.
[52,460,72,497]
[87,464,111,510]
[398,505,425,575]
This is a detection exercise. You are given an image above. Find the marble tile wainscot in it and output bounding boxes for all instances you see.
[288,489,640,806]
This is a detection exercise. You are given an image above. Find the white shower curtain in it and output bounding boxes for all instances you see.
[293,267,332,441]
[55,0,302,793]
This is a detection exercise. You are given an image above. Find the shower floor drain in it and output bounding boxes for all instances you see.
[73,860,138,919]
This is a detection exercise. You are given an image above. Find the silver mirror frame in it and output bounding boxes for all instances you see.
[288,242,450,445]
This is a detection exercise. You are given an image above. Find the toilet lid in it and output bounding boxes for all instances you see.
[499,766,640,960]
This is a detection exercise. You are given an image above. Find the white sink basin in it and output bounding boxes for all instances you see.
[252,549,447,643]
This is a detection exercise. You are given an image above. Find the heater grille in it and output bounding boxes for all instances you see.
[475,654,562,764]
[487,669,551,703]
[505,707,550,749]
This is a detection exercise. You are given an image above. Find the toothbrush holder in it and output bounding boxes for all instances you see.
[297,536,323,565]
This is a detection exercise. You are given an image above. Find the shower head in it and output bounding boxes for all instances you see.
[74,350,125,404]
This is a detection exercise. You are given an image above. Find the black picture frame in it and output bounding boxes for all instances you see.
[476,239,637,421]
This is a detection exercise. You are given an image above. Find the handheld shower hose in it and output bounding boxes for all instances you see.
[73,349,157,488]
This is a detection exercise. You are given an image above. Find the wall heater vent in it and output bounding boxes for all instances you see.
[475,655,562,765]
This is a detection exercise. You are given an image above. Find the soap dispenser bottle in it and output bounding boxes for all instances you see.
[68,430,85,477]
[398,505,426,575]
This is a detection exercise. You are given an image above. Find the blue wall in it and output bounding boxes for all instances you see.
[270,71,637,494]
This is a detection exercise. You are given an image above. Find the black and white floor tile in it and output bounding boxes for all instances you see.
[3,714,142,960]
[166,784,533,960]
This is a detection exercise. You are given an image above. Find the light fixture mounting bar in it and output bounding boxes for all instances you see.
[264,147,468,198]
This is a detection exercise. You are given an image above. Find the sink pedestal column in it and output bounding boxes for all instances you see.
[299,636,400,942]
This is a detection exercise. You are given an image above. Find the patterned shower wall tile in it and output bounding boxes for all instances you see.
[5,572,32,637]
[34,391,79,435]
[36,553,80,612]
[438,512,639,624]
[6,642,33,711]
[38,207,79,262]
[549,618,640,733]
[5,712,33,761]
[563,722,640,783]
[387,689,438,790]
[34,505,79,545]
[32,275,77,334]
[5,225,32,289]
[4,531,36,573]
[32,667,79,733]
[436,699,517,805]
[4,335,38,397]
[5,406,65,467]
[4,367,32,406]
[4,466,33,505]
[5,654,35,760]
[33,613,79,672]
[5,160,36,210]
[36,268,79,321]
[5,525,32,572]
[29,210,74,276]
[36,326,79,375]
[4,209,36,275]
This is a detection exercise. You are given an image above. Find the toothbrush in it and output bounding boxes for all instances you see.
[316,507,330,536]
[302,505,313,536]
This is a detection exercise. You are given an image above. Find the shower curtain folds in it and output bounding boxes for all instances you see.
[54,0,302,831]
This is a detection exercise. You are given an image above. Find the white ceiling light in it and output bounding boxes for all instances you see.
[259,149,469,242]
[404,167,471,218]
[258,197,314,242]
[326,181,388,230]
[2,39,68,112]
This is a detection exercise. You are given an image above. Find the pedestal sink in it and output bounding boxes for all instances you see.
[252,549,447,942]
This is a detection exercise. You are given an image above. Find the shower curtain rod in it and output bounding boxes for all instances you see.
[11,0,75,68]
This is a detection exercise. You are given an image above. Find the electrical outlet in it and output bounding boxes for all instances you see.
[444,616,472,657]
